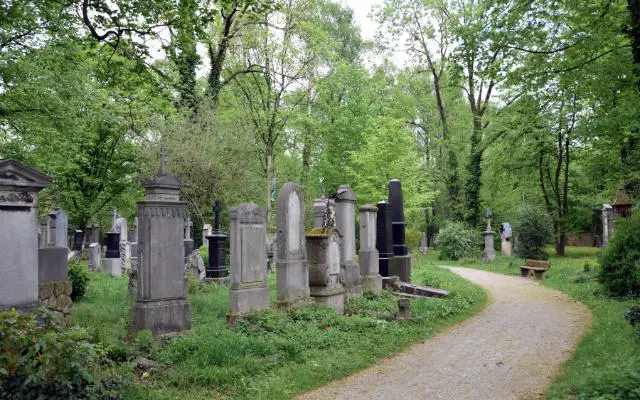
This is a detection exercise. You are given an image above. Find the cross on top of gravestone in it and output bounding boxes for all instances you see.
[158,146,166,176]
[213,200,222,231]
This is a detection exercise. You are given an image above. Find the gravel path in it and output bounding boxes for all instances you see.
[297,267,591,400]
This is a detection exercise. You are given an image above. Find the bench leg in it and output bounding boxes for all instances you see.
[533,270,545,280]
[520,267,529,277]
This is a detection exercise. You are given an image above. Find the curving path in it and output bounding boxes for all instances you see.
[297,267,591,400]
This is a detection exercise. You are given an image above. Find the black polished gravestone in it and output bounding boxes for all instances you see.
[73,229,83,251]
[387,179,411,282]
[376,201,394,277]
[206,200,228,281]
[104,232,120,258]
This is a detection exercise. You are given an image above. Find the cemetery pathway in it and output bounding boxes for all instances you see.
[297,267,591,400]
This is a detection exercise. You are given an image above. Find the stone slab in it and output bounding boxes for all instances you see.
[361,274,382,294]
[38,247,68,283]
[229,285,270,315]
[130,298,191,335]
[103,258,122,276]
[388,255,411,283]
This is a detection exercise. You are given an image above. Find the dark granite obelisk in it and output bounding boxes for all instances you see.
[388,179,411,282]
[206,200,228,281]
[376,201,394,277]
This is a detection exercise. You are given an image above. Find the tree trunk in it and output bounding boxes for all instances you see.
[265,141,274,220]
[464,116,483,228]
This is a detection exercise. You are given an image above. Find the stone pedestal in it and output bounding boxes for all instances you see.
[307,229,345,314]
[275,183,311,309]
[359,204,382,294]
[501,238,512,257]
[482,231,496,264]
[376,201,394,277]
[206,200,229,282]
[335,185,362,300]
[388,179,411,282]
[130,155,191,335]
[228,203,270,316]
[0,160,51,312]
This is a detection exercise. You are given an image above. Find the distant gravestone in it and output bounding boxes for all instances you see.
[275,182,311,309]
[103,232,121,276]
[229,202,270,317]
[602,204,614,248]
[184,215,195,264]
[88,243,102,271]
[335,184,362,300]
[482,209,496,264]
[307,228,345,313]
[500,222,512,257]
[130,150,191,335]
[376,201,394,277]
[49,208,68,248]
[359,204,382,294]
[0,160,51,312]
[388,179,411,282]
[202,224,212,248]
[419,232,428,255]
[206,200,228,281]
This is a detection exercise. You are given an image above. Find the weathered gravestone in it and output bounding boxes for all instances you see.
[500,222,513,257]
[38,217,49,248]
[202,224,212,248]
[228,202,270,317]
[130,152,191,335]
[0,160,51,312]
[376,201,394,277]
[88,243,102,271]
[115,216,131,272]
[275,182,311,309]
[48,207,68,248]
[359,204,382,294]
[206,200,228,281]
[307,227,345,313]
[184,215,195,264]
[40,208,70,282]
[602,204,614,248]
[388,179,411,282]
[313,198,335,228]
[335,185,362,299]
[482,209,496,264]
[419,232,428,255]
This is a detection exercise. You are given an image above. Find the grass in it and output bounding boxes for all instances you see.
[72,252,487,399]
[448,245,640,399]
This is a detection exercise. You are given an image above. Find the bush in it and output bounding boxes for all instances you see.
[0,309,115,399]
[599,215,640,297]
[514,206,553,260]
[405,228,422,250]
[435,221,477,260]
[68,263,90,301]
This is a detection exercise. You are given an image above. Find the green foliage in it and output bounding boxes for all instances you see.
[599,215,640,297]
[435,221,477,261]
[514,206,553,260]
[0,309,115,399]
[578,364,640,400]
[67,263,89,301]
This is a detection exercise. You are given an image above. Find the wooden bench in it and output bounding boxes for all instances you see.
[520,259,551,280]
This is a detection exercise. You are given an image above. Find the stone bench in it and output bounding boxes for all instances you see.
[520,259,551,280]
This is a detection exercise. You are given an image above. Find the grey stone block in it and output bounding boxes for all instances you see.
[38,247,68,283]
[229,285,270,315]
[103,258,122,276]
[130,299,191,335]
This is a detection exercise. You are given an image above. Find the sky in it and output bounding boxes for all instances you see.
[340,0,381,41]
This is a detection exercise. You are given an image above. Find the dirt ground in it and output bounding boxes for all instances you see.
[297,267,592,400]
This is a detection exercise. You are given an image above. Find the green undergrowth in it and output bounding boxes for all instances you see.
[450,246,640,399]
[71,254,486,399]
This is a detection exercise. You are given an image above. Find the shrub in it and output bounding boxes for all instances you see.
[405,228,422,250]
[67,263,90,302]
[435,221,477,260]
[598,215,640,297]
[514,206,553,260]
[0,309,115,399]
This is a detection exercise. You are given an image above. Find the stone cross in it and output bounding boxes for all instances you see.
[0,160,51,312]
[335,184,362,299]
[482,208,496,264]
[359,204,382,294]
[229,202,270,316]
[275,182,310,308]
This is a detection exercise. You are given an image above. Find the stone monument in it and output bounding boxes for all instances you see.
[307,227,345,313]
[202,224,212,248]
[206,200,229,282]
[482,209,496,264]
[419,232,428,255]
[228,202,270,317]
[335,184,362,299]
[0,160,51,312]
[275,182,311,309]
[184,215,195,264]
[130,150,191,335]
[388,179,411,282]
[376,201,394,277]
[359,204,382,294]
[500,222,513,257]
[48,208,68,249]
[88,243,102,271]
[602,204,614,248]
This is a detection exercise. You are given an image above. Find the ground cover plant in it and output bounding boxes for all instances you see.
[454,246,640,399]
[71,253,486,399]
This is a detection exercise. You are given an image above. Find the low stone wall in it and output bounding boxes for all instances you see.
[38,280,72,325]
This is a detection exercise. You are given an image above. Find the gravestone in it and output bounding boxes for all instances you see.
[206,200,228,281]
[187,250,206,280]
[38,218,49,248]
[388,180,411,282]
[602,204,614,248]
[228,202,270,316]
[38,247,72,325]
[482,209,496,264]
[500,222,513,257]
[275,182,311,309]
[184,215,195,264]
[419,232,428,255]
[0,160,51,312]
[307,228,345,313]
[88,243,102,271]
[49,208,68,248]
[84,225,94,248]
[103,231,121,276]
[130,151,191,335]
[376,201,394,277]
[202,224,212,248]
[335,185,362,299]
[359,204,382,294]
[72,229,83,252]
